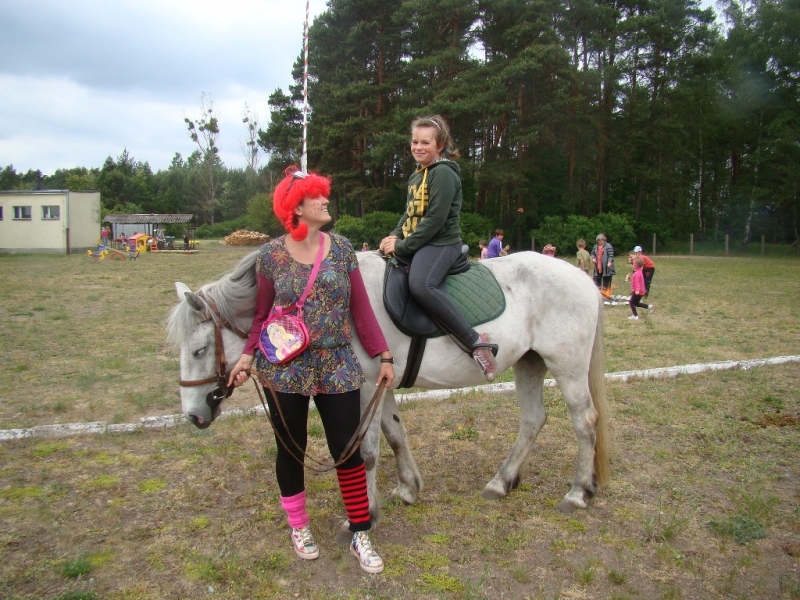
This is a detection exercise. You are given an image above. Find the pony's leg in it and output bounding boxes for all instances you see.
[552,373,599,513]
[380,391,423,506]
[482,351,548,500]
[359,387,385,525]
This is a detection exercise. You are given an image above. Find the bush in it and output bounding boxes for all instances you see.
[195,215,257,239]
[247,193,284,238]
[333,212,402,249]
[460,212,498,257]
[532,213,637,257]
[334,210,499,258]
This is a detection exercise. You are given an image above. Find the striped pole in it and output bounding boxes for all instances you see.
[301,0,310,173]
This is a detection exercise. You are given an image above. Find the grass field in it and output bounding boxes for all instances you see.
[1,244,799,599]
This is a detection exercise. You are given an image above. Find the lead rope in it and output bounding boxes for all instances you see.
[249,369,386,473]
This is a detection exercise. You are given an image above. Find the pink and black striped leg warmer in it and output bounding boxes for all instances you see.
[336,463,371,532]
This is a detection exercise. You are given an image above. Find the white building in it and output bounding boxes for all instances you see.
[0,190,101,254]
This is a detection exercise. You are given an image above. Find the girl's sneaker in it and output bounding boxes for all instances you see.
[647,304,655,314]
[628,315,639,320]
[291,525,320,560]
[351,531,384,574]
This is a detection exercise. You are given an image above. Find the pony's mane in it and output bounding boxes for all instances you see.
[165,251,259,348]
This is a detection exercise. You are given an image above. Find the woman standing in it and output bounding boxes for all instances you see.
[379,115,498,381]
[591,233,616,292]
[227,168,395,574]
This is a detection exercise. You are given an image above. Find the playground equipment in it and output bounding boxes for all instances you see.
[87,245,139,262]
[129,233,152,254]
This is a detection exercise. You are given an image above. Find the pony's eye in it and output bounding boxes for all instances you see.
[193,347,207,358]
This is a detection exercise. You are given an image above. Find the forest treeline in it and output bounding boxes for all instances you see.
[2,0,798,250]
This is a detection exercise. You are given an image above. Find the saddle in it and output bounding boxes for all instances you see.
[383,246,506,387]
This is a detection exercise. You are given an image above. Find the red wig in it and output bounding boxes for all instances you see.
[272,166,332,241]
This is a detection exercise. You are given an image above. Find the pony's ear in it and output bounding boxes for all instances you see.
[183,292,206,314]
[175,282,192,300]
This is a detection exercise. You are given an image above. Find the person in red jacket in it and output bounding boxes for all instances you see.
[633,245,655,298]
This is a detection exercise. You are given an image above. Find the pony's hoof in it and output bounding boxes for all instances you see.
[389,485,417,506]
[480,487,505,500]
[335,524,352,547]
[556,499,578,514]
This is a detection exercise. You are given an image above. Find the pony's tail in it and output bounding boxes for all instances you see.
[589,293,611,488]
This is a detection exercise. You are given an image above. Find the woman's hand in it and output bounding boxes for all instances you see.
[227,353,254,388]
[379,236,397,255]
[376,352,395,388]
[377,362,395,388]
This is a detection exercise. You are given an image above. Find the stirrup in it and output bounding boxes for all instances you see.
[471,342,499,357]
[470,334,498,382]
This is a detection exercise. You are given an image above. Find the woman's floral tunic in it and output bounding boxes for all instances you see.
[254,233,366,396]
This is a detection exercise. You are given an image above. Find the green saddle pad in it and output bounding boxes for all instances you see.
[418,262,506,338]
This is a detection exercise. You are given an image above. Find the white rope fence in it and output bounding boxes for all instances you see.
[2,355,798,442]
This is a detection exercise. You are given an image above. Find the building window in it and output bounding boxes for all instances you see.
[13,206,32,220]
[42,205,61,219]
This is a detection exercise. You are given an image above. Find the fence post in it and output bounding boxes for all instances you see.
[690,233,694,256]
[762,235,765,255]
[531,236,535,252]
[725,234,729,255]
[652,233,657,256]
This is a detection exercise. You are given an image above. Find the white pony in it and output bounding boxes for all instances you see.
[166,250,610,518]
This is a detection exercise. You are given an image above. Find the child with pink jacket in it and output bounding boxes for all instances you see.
[628,258,654,320]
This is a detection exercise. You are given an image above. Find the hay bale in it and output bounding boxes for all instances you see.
[221,230,270,246]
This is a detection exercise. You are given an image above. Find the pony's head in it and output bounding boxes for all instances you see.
[166,252,259,428]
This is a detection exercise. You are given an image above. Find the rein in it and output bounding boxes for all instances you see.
[178,294,386,470]
[250,369,386,473]
[178,298,249,408]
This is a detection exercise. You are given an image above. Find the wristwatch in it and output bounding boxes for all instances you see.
[380,357,394,364]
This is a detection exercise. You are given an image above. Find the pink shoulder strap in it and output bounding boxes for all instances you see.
[296,232,326,311]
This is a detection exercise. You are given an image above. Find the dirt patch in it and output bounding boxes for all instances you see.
[744,412,800,428]
[1,366,799,599]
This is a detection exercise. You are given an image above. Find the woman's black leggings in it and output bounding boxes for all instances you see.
[265,388,363,497]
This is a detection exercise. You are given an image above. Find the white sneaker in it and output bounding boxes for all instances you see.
[628,315,639,320]
[291,525,319,560]
[647,304,655,315]
[351,531,384,574]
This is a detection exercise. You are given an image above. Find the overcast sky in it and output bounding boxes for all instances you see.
[0,0,329,176]
[1,1,722,178]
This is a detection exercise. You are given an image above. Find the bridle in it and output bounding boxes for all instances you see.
[178,296,249,412]
[177,292,387,472]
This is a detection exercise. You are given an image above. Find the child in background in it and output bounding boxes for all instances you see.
[542,244,556,257]
[628,258,654,320]
[624,251,636,282]
[633,245,656,298]
[575,239,591,274]
[478,240,488,260]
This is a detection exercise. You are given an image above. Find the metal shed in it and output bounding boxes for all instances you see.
[103,214,194,247]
